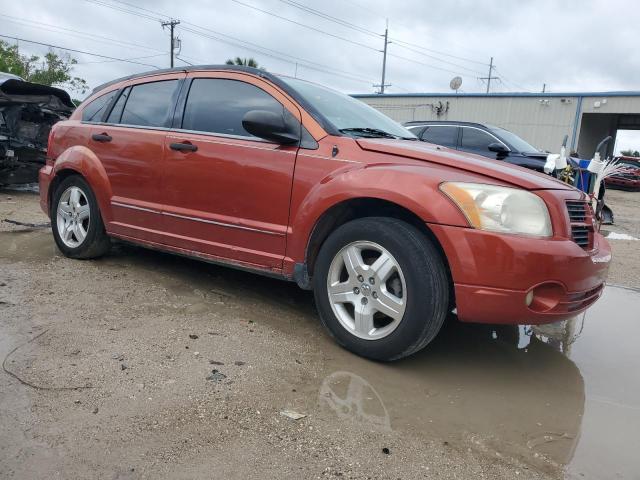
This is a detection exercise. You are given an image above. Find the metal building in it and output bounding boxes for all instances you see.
[353,91,640,157]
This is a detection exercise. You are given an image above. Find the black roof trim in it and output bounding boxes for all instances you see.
[91,65,339,135]
[404,120,488,128]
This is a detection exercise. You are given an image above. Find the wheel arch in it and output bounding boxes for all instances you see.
[297,197,454,303]
[50,146,113,223]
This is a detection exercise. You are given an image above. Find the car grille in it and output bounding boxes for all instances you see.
[566,200,593,249]
[566,200,587,222]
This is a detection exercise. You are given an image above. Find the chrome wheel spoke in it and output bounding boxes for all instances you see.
[77,204,90,221]
[370,251,395,282]
[328,281,356,304]
[373,290,405,321]
[354,307,375,336]
[62,222,74,242]
[342,245,365,278]
[69,187,81,209]
[59,203,73,219]
[73,223,87,243]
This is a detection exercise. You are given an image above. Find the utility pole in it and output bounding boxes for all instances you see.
[479,56,498,94]
[542,83,546,93]
[374,20,391,94]
[161,19,180,68]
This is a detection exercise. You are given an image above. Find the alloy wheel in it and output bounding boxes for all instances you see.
[326,241,407,340]
[56,186,91,248]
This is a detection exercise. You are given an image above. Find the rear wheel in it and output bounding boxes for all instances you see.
[313,217,449,361]
[51,175,110,259]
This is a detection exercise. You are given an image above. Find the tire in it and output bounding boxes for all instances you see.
[313,217,449,361]
[51,175,111,259]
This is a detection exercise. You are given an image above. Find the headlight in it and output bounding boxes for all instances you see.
[440,182,552,237]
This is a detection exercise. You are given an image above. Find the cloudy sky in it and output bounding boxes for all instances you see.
[3,0,640,150]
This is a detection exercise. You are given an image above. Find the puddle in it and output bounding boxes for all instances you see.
[310,286,640,478]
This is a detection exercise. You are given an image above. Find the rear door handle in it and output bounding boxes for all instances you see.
[170,142,198,153]
[92,133,112,142]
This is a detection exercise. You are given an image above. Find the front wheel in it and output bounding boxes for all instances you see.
[313,217,450,361]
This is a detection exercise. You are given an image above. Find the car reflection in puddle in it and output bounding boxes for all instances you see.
[316,286,640,479]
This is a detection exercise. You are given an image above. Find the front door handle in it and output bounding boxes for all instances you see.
[170,142,198,153]
[92,133,112,142]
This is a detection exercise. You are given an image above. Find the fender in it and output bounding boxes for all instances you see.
[286,162,477,267]
[52,145,114,223]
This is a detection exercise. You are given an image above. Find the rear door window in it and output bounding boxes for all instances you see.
[460,127,496,152]
[81,90,118,122]
[120,80,179,128]
[181,78,284,137]
[421,125,458,147]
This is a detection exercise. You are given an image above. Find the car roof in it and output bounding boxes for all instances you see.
[90,65,339,135]
[90,65,280,94]
[404,120,490,129]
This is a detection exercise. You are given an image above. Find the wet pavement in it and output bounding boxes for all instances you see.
[1,226,639,479]
[311,285,640,479]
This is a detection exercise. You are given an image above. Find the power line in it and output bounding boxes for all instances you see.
[390,42,486,75]
[275,0,380,38]
[275,0,489,67]
[179,25,373,84]
[224,0,482,79]
[77,53,166,65]
[0,13,164,54]
[226,0,379,52]
[86,0,377,85]
[389,38,489,67]
[0,34,161,69]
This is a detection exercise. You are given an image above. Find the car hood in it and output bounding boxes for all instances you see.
[356,138,573,191]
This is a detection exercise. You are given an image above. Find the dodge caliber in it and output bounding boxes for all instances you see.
[39,66,611,361]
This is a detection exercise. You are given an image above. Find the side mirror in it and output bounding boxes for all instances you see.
[488,142,509,158]
[242,110,300,145]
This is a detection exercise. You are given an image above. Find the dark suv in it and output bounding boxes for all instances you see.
[404,121,549,172]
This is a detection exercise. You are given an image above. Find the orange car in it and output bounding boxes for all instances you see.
[39,66,610,360]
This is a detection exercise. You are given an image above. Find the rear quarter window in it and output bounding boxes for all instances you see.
[119,80,179,128]
[81,90,118,122]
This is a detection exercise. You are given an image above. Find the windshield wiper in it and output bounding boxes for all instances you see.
[339,127,400,139]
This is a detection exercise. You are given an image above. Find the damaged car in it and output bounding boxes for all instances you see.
[0,73,74,185]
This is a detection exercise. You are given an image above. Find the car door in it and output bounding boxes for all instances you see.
[458,126,507,159]
[419,125,459,149]
[160,72,302,269]
[87,74,184,241]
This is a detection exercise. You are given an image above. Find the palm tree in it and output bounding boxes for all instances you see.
[225,57,259,68]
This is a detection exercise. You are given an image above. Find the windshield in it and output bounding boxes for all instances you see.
[281,77,416,140]
[489,126,541,154]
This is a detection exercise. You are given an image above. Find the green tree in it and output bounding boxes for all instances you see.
[0,40,87,94]
[620,149,640,157]
[225,57,259,68]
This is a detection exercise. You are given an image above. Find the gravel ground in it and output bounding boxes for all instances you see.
[1,186,638,479]
[600,189,640,289]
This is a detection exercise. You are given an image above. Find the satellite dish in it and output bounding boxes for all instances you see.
[450,76,462,92]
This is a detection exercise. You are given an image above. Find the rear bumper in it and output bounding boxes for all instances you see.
[430,223,611,325]
[38,164,54,217]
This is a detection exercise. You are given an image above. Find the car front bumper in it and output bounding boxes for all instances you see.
[429,223,611,325]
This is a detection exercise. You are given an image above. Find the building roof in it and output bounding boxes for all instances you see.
[352,91,640,99]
